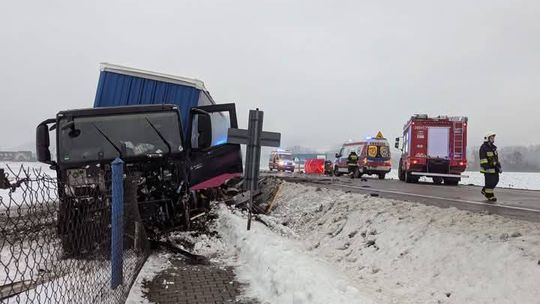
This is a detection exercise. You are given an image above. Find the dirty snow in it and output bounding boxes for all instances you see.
[271,182,540,304]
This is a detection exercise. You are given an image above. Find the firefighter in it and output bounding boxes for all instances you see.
[347,151,359,178]
[479,132,502,202]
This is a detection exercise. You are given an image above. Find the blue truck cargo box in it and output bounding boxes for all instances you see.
[94,63,215,136]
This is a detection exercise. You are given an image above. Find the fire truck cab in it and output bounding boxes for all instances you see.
[395,115,468,185]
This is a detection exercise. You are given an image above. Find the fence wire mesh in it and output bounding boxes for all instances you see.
[0,164,149,303]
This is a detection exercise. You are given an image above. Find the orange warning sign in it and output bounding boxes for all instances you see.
[376,131,385,139]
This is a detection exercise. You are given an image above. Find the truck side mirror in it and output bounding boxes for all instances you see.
[394,137,400,149]
[196,113,212,149]
[36,121,53,164]
[335,153,341,158]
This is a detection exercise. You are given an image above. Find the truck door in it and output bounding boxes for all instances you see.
[336,146,351,172]
[188,103,243,190]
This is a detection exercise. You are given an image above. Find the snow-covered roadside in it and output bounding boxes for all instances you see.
[125,209,375,304]
[385,170,540,190]
[216,207,374,304]
[271,182,540,304]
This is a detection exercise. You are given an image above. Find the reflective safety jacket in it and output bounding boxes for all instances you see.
[347,152,359,164]
[479,142,501,174]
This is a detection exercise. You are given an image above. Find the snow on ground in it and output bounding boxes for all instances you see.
[126,181,540,303]
[0,162,56,204]
[216,207,374,304]
[385,170,540,190]
[271,182,540,304]
[126,252,172,304]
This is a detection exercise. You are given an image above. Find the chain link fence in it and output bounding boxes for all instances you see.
[0,164,150,303]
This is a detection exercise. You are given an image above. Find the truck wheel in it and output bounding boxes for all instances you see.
[378,173,386,180]
[444,178,460,186]
[334,166,342,177]
[405,171,419,183]
[433,177,443,185]
[398,160,405,181]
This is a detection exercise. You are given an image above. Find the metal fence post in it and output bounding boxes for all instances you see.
[111,157,124,289]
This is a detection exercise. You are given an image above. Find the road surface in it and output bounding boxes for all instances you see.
[266,172,540,222]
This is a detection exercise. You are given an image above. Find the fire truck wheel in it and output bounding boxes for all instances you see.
[433,177,443,185]
[405,171,419,183]
[398,160,405,181]
[378,173,386,180]
[334,166,342,177]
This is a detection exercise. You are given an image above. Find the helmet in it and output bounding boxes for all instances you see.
[484,132,496,142]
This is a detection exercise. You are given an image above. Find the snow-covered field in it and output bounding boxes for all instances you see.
[129,182,540,304]
[385,170,540,190]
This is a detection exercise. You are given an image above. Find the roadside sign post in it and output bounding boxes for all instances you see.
[227,109,281,230]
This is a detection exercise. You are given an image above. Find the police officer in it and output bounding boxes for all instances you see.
[479,132,502,202]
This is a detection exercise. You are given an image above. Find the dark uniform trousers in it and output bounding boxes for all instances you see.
[479,142,501,199]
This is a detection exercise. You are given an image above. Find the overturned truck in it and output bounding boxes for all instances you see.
[36,64,242,254]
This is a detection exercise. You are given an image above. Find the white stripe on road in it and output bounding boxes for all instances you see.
[334,183,540,214]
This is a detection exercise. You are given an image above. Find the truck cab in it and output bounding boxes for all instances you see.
[268,150,295,172]
[334,133,392,179]
[36,104,242,254]
[395,114,467,185]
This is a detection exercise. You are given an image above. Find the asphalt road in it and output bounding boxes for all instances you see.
[267,172,540,222]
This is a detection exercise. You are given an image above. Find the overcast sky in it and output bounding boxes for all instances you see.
[1,0,539,152]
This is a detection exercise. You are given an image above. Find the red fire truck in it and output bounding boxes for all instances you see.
[395,115,468,185]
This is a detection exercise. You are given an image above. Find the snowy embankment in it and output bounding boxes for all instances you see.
[271,182,540,304]
[128,182,540,304]
[217,208,374,304]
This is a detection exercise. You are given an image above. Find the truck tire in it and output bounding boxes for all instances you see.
[334,166,342,177]
[405,171,419,183]
[444,178,460,186]
[378,173,386,180]
[433,177,443,185]
[398,160,405,181]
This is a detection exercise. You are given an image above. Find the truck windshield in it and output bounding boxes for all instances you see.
[58,111,183,164]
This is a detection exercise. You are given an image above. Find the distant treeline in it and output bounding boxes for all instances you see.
[468,145,540,172]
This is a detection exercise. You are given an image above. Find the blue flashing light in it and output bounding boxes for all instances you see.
[214,136,228,145]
